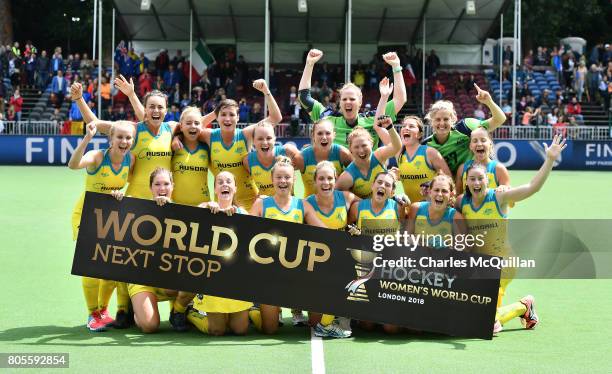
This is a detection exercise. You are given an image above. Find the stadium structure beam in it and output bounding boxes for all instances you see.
[376,8,387,43]
[446,8,466,43]
[150,4,167,40]
[228,4,238,42]
[484,0,512,42]
[111,0,133,40]
[411,0,430,46]
[188,0,204,39]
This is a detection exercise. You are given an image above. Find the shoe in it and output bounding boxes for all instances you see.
[114,306,134,329]
[519,295,539,329]
[169,310,189,332]
[98,308,115,327]
[87,311,107,332]
[493,320,503,334]
[313,323,351,338]
[291,310,307,327]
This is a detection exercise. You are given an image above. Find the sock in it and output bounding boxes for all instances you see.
[497,286,505,309]
[187,309,209,333]
[97,280,116,311]
[249,309,263,331]
[115,282,130,312]
[82,277,99,314]
[497,302,527,325]
[172,300,187,314]
[320,314,335,327]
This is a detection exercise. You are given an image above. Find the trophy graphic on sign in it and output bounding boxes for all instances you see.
[345,249,378,302]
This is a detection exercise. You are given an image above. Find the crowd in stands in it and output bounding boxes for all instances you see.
[1,38,610,135]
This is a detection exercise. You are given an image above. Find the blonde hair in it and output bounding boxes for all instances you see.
[253,120,276,139]
[347,126,372,148]
[179,106,202,123]
[149,167,173,187]
[271,155,294,177]
[425,100,458,124]
[313,160,338,180]
[108,121,135,145]
[339,83,363,101]
[215,171,238,205]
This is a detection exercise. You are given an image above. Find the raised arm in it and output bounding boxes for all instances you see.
[382,52,407,115]
[373,78,401,162]
[68,122,101,170]
[70,82,97,124]
[497,135,566,205]
[243,79,282,139]
[335,170,354,192]
[298,49,323,113]
[475,84,506,131]
[114,75,145,122]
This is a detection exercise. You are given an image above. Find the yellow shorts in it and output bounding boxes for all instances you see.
[127,284,172,302]
[192,294,252,314]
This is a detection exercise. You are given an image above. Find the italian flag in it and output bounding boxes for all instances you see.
[190,39,215,81]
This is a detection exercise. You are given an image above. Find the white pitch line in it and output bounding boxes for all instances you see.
[310,327,326,374]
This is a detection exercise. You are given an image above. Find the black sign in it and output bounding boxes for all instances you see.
[72,192,500,339]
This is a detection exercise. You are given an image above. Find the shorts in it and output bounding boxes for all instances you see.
[127,284,173,302]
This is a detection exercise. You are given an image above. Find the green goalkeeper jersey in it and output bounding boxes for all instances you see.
[422,118,489,175]
[309,100,396,149]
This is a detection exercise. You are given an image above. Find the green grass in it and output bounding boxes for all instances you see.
[1,167,611,373]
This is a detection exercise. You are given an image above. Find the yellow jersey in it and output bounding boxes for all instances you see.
[247,145,285,196]
[398,145,437,203]
[305,191,348,230]
[414,202,456,249]
[72,149,131,240]
[460,189,508,256]
[345,154,386,199]
[127,121,173,199]
[171,141,211,206]
[356,198,400,237]
[262,196,304,223]
[301,144,344,197]
[209,128,258,209]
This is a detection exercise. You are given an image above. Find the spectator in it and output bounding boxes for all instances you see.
[169,82,181,105]
[366,63,378,88]
[501,100,513,119]
[35,50,50,91]
[172,49,185,67]
[153,75,166,92]
[521,107,540,126]
[9,88,23,121]
[137,52,150,74]
[48,107,65,132]
[425,49,440,78]
[138,68,153,97]
[311,81,321,101]
[553,114,568,137]
[155,49,170,76]
[163,64,180,88]
[97,76,111,109]
[101,106,116,121]
[353,65,365,89]
[562,52,575,89]
[0,112,4,133]
[566,97,584,125]
[503,45,513,63]
[25,52,36,87]
[51,70,68,108]
[250,102,264,123]
[87,99,98,117]
[473,104,486,120]
[6,104,15,121]
[80,53,93,77]
[320,82,332,101]
[0,79,5,114]
[433,79,446,100]
[454,74,466,94]
[179,93,191,109]
[465,74,476,93]
[50,48,64,74]
[236,55,249,89]
[238,98,251,122]
[547,107,559,126]
[116,105,128,120]
[164,104,180,122]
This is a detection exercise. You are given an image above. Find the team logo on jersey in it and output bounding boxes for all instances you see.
[100,172,109,177]
[484,208,493,215]
[415,160,422,168]
[235,146,244,154]
[293,213,300,222]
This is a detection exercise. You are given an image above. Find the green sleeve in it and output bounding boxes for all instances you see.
[384,100,396,121]
[309,100,325,122]
[464,117,489,130]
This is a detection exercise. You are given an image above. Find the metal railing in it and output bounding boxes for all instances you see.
[0,121,610,140]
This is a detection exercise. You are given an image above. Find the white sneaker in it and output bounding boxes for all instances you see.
[313,323,352,338]
[291,310,307,326]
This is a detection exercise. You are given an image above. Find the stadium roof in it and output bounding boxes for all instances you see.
[112,0,510,45]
